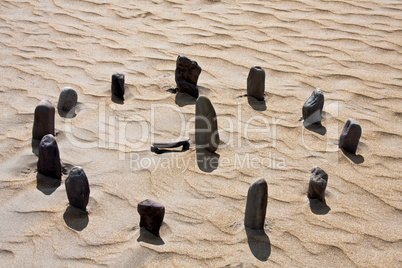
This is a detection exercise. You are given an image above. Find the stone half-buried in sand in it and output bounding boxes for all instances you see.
[245,178,268,230]
[302,88,324,126]
[137,199,165,237]
[195,96,219,153]
[308,166,328,204]
[32,99,55,141]
[247,66,265,101]
[111,73,125,101]
[37,134,61,180]
[339,118,362,154]
[65,166,90,211]
[175,55,201,99]
[57,87,78,114]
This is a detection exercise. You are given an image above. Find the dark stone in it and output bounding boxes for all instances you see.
[195,96,219,153]
[151,137,190,153]
[57,87,77,113]
[33,100,55,141]
[247,66,265,101]
[137,199,165,237]
[111,73,125,100]
[302,88,324,126]
[245,178,268,230]
[339,118,361,154]
[307,166,328,203]
[37,134,61,180]
[65,166,90,211]
[175,55,201,99]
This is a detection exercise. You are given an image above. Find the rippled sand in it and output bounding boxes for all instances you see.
[0,0,401,267]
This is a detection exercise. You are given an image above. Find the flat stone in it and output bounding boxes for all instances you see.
[245,178,268,230]
[247,66,265,101]
[57,87,78,113]
[175,55,201,99]
[195,96,219,153]
[111,73,125,100]
[308,166,328,203]
[37,134,61,180]
[33,100,55,141]
[137,199,165,237]
[339,118,361,154]
[65,166,90,211]
[151,137,190,153]
[302,88,324,126]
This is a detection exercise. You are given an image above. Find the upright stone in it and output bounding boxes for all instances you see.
[302,88,324,126]
[37,134,61,180]
[175,55,201,99]
[339,118,361,154]
[308,166,328,203]
[65,166,90,211]
[111,73,125,100]
[33,100,55,141]
[247,66,265,101]
[137,199,165,237]
[195,96,219,153]
[58,87,78,113]
[245,178,268,230]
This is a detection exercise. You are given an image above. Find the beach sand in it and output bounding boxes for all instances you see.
[0,0,401,266]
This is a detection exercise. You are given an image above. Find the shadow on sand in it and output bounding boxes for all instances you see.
[247,95,267,111]
[246,227,271,261]
[36,173,61,195]
[196,148,220,173]
[175,92,196,107]
[63,205,89,231]
[341,149,364,164]
[137,227,165,245]
[309,198,331,215]
[303,122,327,136]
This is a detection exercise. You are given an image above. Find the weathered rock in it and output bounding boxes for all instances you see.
[195,96,219,152]
[33,100,55,141]
[247,66,265,101]
[111,73,125,100]
[37,134,61,180]
[175,55,201,99]
[245,178,268,230]
[65,166,90,211]
[302,88,324,126]
[339,118,361,154]
[308,166,328,203]
[57,87,78,113]
[137,199,165,237]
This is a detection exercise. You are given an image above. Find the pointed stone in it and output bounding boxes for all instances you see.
[57,87,77,113]
[137,199,165,237]
[37,134,61,180]
[33,100,55,141]
[247,66,265,101]
[111,73,125,100]
[308,166,328,203]
[195,96,219,152]
[339,118,361,154]
[175,55,201,99]
[302,88,324,126]
[245,178,268,230]
[65,166,90,211]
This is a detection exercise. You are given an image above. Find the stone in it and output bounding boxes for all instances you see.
[37,134,61,180]
[65,166,90,211]
[111,73,125,100]
[247,66,265,101]
[32,100,55,141]
[137,199,165,237]
[302,88,324,126]
[245,178,268,230]
[339,118,361,154]
[57,87,78,113]
[175,55,201,99]
[307,166,328,203]
[195,96,219,153]
[151,136,190,153]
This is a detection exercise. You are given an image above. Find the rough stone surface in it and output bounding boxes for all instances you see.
[65,166,90,211]
[37,134,61,180]
[308,166,328,203]
[247,66,265,101]
[302,88,324,125]
[339,118,361,154]
[58,87,78,112]
[195,96,219,152]
[33,100,55,141]
[245,178,268,230]
[137,199,165,237]
[111,73,125,100]
[175,55,201,99]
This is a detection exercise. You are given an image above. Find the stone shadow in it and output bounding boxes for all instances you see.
[36,173,61,195]
[196,148,220,173]
[341,149,364,164]
[309,198,331,215]
[246,227,271,261]
[137,226,165,245]
[63,205,89,231]
[247,95,267,111]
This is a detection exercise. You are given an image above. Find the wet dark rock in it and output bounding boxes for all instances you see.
[137,199,165,237]
[65,166,90,211]
[111,73,125,100]
[339,118,361,154]
[33,100,55,141]
[308,166,328,203]
[195,96,219,153]
[247,66,265,101]
[302,88,324,126]
[57,87,77,113]
[245,178,268,230]
[175,55,201,99]
[37,134,61,180]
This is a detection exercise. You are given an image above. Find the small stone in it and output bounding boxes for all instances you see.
[37,134,61,180]
[57,87,78,113]
[195,96,219,153]
[245,178,268,230]
[111,73,125,100]
[308,166,328,203]
[302,88,324,126]
[247,66,265,101]
[339,118,361,154]
[151,137,190,153]
[137,199,165,237]
[33,100,55,141]
[175,55,201,99]
[65,166,90,211]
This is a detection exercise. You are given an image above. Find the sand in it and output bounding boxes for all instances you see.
[0,0,401,267]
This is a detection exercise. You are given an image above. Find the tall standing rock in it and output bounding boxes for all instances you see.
[195,96,219,152]
[175,55,201,99]
[247,66,265,101]
[37,134,61,180]
[307,166,328,203]
[58,87,78,114]
[339,118,361,154]
[65,166,90,211]
[245,178,268,230]
[111,73,125,100]
[137,199,165,237]
[302,88,324,126]
[33,100,55,141]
